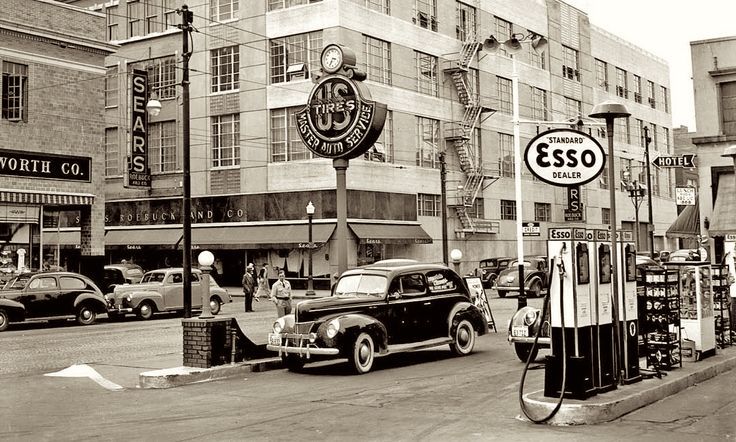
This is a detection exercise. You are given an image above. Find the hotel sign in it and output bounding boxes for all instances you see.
[0,148,90,182]
[126,69,151,188]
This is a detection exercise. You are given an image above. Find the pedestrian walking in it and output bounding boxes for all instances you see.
[270,270,292,317]
[255,263,270,301]
[242,263,256,312]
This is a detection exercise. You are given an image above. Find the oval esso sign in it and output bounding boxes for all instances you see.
[524,129,606,187]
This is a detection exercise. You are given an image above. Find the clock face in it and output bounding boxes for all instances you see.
[322,46,342,73]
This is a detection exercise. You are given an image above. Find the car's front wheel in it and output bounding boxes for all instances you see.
[514,342,539,363]
[137,301,155,320]
[76,304,97,326]
[529,281,542,298]
[209,297,221,315]
[449,318,476,356]
[282,354,305,372]
[0,309,9,332]
[349,332,375,374]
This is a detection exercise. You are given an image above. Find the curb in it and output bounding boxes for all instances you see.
[520,349,736,425]
[139,357,283,389]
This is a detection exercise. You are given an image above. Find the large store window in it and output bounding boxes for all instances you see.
[211,0,239,21]
[414,0,437,31]
[269,0,322,11]
[1,61,28,122]
[364,111,393,162]
[418,193,441,217]
[416,117,440,168]
[211,114,240,167]
[104,128,119,176]
[149,121,177,173]
[363,35,391,85]
[270,31,323,84]
[497,76,512,114]
[416,51,438,97]
[456,2,476,41]
[499,133,513,177]
[211,46,239,93]
[270,107,312,162]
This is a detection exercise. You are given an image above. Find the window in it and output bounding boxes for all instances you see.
[416,116,439,168]
[416,51,438,97]
[660,86,669,112]
[104,67,118,108]
[535,202,551,222]
[211,46,239,93]
[499,133,514,177]
[595,59,608,90]
[615,67,627,98]
[145,0,160,34]
[149,121,177,173]
[127,0,143,38]
[620,158,632,191]
[1,61,28,122]
[364,35,391,85]
[415,0,437,31]
[562,46,579,81]
[270,107,312,162]
[531,87,548,120]
[564,97,581,121]
[163,0,178,28]
[528,31,546,69]
[497,76,512,113]
[599,166,608,189]
[501,200,516,220]
[30,277,57,290]
[417,194,441,216]
[104,128,119,176]
[651,123,658,148]
[494,17,512,56]
[149,56,177,99]
[210,0,239,21]
[211,114,240,167]
[602,208,610,225]
[633,74,642,103]
[652,166,661,197]
[647,80,656,108]
[106,6,119,40]
[456,2,476,41]
[633,119,644,147]
[364,111,393,162]
[270,31,323,84]
[466,197,484,219]
[663,127,670,152]
[349,0,389,13]
[615,117,630,144]
[269,0,323,11]
[60,277,86,290]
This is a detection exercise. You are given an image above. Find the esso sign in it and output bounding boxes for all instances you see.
[524,129,606,187]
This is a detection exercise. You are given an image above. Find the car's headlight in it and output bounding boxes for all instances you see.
[523,310,538,326]
[326,319,340,338]
[104,294,110,301]
[273,317,286,334]
[126,295,132,302]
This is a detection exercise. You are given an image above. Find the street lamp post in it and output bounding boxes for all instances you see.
[197,250,214,319]
[643,126,655,255]
[306,201,315,296]
[623,168,646,250]
[146,5,194,317]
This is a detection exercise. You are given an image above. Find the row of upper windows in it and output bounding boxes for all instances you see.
[594,58,669,113]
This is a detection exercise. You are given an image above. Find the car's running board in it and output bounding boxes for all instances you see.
[387,338,454,353]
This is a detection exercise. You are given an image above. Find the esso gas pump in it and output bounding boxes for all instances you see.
[617,230,641,383]
[544,228,597,400]
[590,229,616,392]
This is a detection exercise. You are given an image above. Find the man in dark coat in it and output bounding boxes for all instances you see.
[242,263,256,312]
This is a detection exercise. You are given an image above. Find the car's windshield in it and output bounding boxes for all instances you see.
[334,274,387,297]
[141,272,166,283]
[4,274,31,289]
[510,260,533,268]
[480,259,497,267]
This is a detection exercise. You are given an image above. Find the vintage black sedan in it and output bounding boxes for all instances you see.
[267,262,489,374]
[0,271,108,331]
[496,256,549,298]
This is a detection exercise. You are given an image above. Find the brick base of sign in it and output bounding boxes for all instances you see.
[182,317,270,368]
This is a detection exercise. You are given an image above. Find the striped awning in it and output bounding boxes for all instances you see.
[0,190,95,206]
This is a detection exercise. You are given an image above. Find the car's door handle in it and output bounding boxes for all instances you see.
[423,302,431,306]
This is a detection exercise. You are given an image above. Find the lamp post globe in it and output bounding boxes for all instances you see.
[145,98,162,116]
[450,249,463,275]
[197,250,215,319]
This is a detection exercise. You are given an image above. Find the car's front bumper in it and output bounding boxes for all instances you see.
[508,335,551,346]
[266,332,340,357]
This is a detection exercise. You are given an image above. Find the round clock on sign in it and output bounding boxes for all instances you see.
[321,45,344,73]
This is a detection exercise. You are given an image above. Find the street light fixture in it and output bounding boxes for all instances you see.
[622,168,647,250]
[197,250,214,319]
[305,201,316,296]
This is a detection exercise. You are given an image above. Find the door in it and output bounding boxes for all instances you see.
[164,271,183,310]
[58,276,89,316]
[386,273,432,344]
[24,275,60,318]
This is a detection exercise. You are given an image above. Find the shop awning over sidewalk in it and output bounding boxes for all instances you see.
[348,222,432,244]
[191,223,336,249]
[43,230,80,247]
[709,176,736,236]
[105,228,182,248]
[666,200,700,238]
[0,189,94,206]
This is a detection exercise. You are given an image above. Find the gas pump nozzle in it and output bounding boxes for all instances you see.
[557,243,567,277]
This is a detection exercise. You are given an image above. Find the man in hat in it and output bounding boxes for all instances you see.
[242,263,256,312]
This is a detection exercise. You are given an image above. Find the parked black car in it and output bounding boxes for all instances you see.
[0,271,108,332]
[267,262,489,374]
[495,256,549,298]
[475,256,514,289]
[101,263,145,294]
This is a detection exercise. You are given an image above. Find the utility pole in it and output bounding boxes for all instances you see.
[180,5,194,318]
[439,152,449,266]
[643,126,655,255]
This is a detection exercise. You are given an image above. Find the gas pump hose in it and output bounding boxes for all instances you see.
[518,255,568,424]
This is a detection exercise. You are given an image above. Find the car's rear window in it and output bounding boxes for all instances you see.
[141,272,166,283]
[426,270,460,293]
[335,274,387,297]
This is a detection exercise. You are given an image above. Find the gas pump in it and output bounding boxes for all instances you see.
[617,231,641,384]
[590,229,617,392]
[544,228,596,399]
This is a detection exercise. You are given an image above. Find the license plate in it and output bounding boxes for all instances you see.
[268,333,282,346]
[511,326,529,337]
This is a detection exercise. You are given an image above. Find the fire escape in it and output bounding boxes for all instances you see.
[443,31,500,236]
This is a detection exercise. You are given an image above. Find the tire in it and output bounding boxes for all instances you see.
[0,309,8,332]
[209,297,221,315]
[497,290,507,298]
[449,318,476,356]
[137,301,155,320]
[349,332,375,374]
[488,274,498,289]
[529,281,542,298]
[76,304,97,326]
[282,354,305,372]
[514,343,539,363]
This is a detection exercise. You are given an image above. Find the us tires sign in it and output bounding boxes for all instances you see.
[524,129,606,187]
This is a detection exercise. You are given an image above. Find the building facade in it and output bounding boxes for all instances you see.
[0,0,114,282]
[66,0,676,282]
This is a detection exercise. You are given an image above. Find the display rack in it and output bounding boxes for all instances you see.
[711,264,732,348]
[642,268,681,370]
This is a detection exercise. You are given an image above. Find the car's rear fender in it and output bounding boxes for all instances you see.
[73,293,108,313]
[447,302,488,336]
[0,297,26,321]
[337,314,389,355]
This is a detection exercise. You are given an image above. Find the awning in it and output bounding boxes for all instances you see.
[191,223,336,249]
[666,200,700,238]
[44,230,80,246]
[709,175,736,236]
[348,222,432,244]
[0,189,94,206]
[105,228,182,248]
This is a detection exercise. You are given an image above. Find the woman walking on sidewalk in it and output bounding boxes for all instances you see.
[255,263,270,301]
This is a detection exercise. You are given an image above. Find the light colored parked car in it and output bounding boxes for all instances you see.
[105,267,231,320]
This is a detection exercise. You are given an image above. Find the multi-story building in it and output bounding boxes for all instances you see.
[66,0,676,283]
[0,0,114,281]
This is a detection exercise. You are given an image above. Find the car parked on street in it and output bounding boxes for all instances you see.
[101,263,145,294]
[105,267,232,320]
[495,256,549,298]
[0,271,108,332]
[475,256,514,289]
[267,262,489,374]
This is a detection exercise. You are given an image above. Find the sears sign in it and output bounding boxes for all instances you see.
[524,129,606,187]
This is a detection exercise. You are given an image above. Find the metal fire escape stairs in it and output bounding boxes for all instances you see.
[443,32,499,235]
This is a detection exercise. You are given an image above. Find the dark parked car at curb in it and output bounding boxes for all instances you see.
[101,263,145,294]
[496,256,549,298]
[267,262,489,374]
[0,271,108,332]
[475,257,513,289]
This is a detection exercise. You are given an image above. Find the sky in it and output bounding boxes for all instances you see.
[565,0,736,132]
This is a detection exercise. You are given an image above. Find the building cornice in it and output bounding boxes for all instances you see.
[692,134,736,145]
[0,19,118,55]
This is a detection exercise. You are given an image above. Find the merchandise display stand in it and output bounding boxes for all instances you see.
[642,268,681,370]
[711,264,732,348]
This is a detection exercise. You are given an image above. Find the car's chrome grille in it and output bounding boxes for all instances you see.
[295,321,314,334]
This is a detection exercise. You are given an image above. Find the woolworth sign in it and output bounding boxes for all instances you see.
[524,128,606,187]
